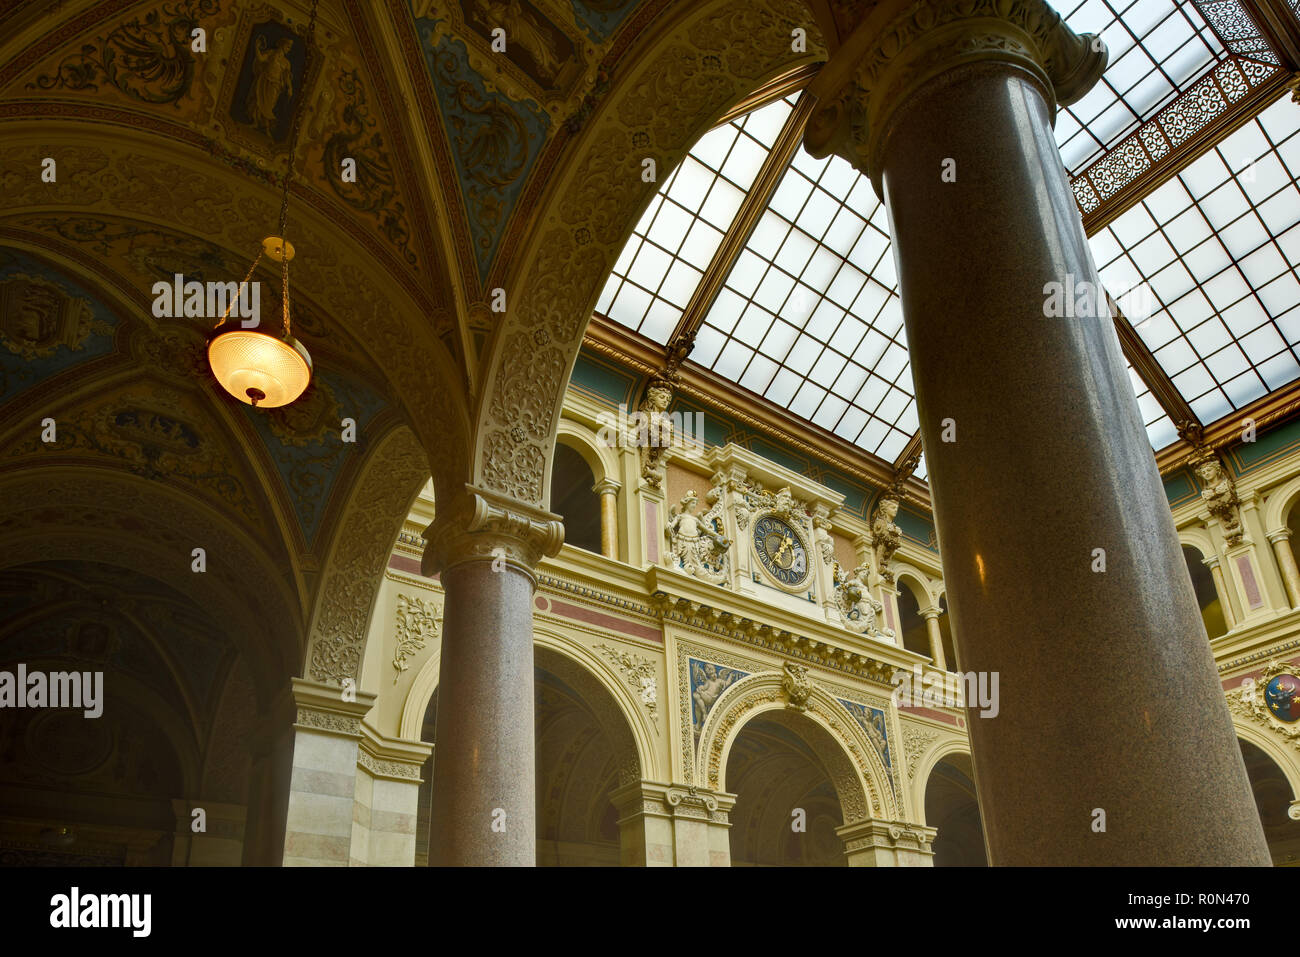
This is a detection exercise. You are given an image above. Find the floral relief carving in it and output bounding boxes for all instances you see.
[902,724,940,780]
[393,593,440,683]
[594,642,659,728]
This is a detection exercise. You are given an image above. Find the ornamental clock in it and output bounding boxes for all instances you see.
[752,514,809,588]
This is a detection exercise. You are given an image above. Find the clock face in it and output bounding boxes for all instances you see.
[753,515,809,587]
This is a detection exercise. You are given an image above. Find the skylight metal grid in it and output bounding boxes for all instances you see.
[1056,0,1227,175]
[1090,95,1300,424]
[595,96,795,344]
[693,147,916,460]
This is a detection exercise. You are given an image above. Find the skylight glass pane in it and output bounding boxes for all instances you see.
[595,96,794,343]
[1056,0,1225,174]
[1094,98,1300,425]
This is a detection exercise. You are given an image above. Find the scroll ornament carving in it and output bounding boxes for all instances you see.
[803,0,1107,190]
[595,642,660,727]
[781,661,813,712]
[831,560,895,638]
[1226,660,1300,749]
[393,593,440,683]
[902,725,940,780]
[666,488,731,585]
[423,485,564,576]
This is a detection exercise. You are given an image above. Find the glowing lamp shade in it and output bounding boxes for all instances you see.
[208,329,312,408]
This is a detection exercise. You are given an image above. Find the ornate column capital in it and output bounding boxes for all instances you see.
[804,0,1107,191]
[421,483,564,578]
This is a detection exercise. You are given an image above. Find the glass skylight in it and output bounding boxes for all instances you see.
[1055,0,1226,174]
[1090,96,1300,423]
[692,146,915,459]
[595,96,795,343]
[593,2,1297,477]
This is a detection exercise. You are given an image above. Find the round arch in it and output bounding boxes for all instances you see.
[1234,722,1300,801]
[696,670,895,822]
[301,425,430,686]
[398,626,658,783]
[912,736,973,826]
[1263,474,1300,532]
[471,0,826,509]
[893,566,936,609]
[556,419,620,487]
[1177,527,1218,561]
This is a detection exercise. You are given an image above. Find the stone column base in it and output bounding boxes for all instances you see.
[836,819,937,866]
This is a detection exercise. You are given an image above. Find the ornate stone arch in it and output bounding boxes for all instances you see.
[696,670,896,823]
[1234,720,1300,802]
[302,425,430,685]
[534,631,655,784]
[912,737,973,827]
[471,0,825,508]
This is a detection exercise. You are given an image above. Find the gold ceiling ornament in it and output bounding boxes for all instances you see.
[208,0,319,409]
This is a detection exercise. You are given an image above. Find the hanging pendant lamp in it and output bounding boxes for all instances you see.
[209,0,318,409]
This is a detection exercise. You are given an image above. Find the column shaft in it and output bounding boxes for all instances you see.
[923,612,947,671]
[1207,558,1238,629]
[428,559,537,865]
[878,64,1267,864]
[596,483,620,560]
[1269,532,1300,608]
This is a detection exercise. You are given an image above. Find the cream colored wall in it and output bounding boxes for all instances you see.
[333,392,1300,866]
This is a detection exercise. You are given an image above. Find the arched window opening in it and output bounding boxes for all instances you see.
[550,442,602,555]
[1182,545,1227,639]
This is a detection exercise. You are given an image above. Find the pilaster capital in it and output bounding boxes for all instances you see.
[358,723,433,783]
[611,780,736,824]
[835,817,937,852]
[1267,527,1293,545]
[421,483,564,577]
[289,677,377,739]
[804,0,1107,191]
[592,478,621,496]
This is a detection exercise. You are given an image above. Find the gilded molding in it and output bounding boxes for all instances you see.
[804,0,1107,190]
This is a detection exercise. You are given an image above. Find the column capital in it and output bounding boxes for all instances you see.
[921,607,942,621]
[1267,527,1292,544]
[592,478,621,496]
[804,0,1107,191]
[1201,554,1223,569]
[421,483,564,577]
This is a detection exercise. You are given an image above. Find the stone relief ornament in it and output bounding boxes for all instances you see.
[0,275,106,360]
[637,379,674,490]
[1191,447,1243,546]
[902,725,940,780]
[666,488,731,585]
[781,661,813,712]
[831,561,895,638]
[1228,660,1300,749]
[870,495,902,583]
[393,593,440,683]
[813,514,835,566]
[595,642,659,727]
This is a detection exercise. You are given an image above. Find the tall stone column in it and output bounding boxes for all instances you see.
[1267,528,1300,609]
[805,1,1269,864]
[422,485,563,865]
[594,478,621,560]
[1205,555,1239,629]
[922,609,947,671]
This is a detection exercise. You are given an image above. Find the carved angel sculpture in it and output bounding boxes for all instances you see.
[832,560,894,638]
[667,489,730,584]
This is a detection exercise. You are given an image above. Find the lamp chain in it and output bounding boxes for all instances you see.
[276,0,320,338]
